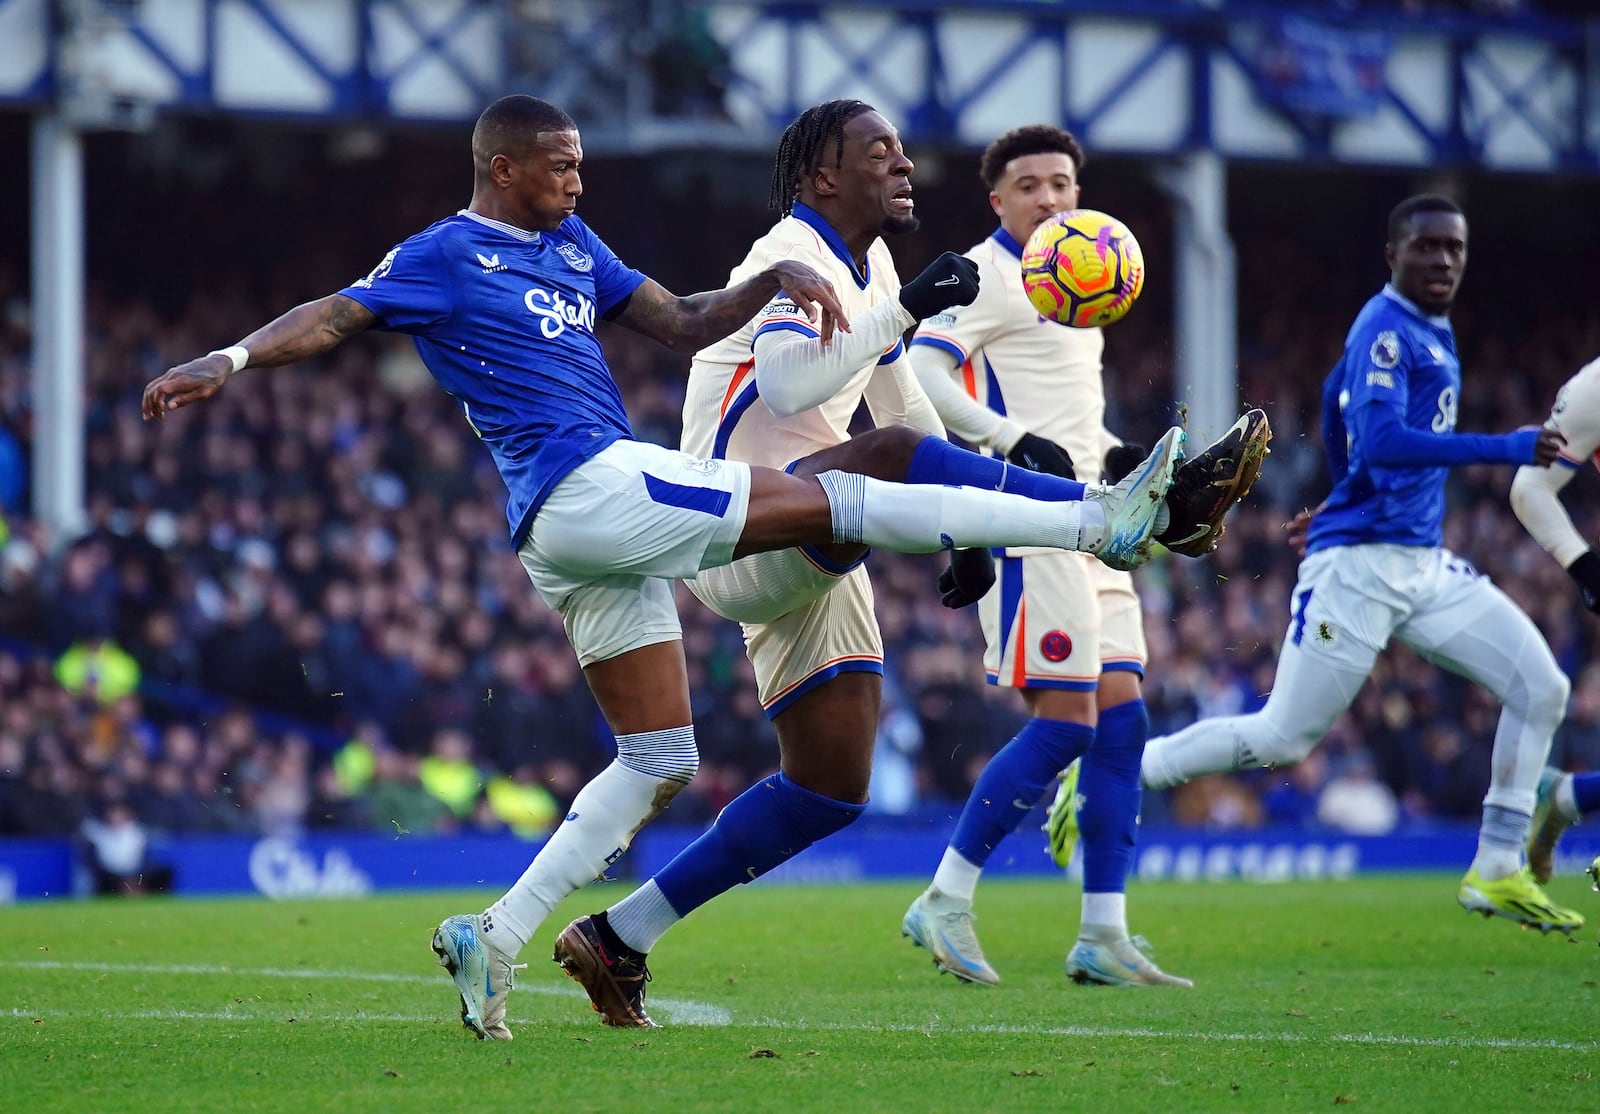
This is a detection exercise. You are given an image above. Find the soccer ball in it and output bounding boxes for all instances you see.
[1020,209,1145,328]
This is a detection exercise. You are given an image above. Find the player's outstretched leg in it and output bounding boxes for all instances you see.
[552,913,657,1028]
[1065,927,1194,988]
[1457,866,1585,935]
[432,913,527,1040]
[1158,408,1271,557]
[1086,426,1185,570]
[901,889,1001,986]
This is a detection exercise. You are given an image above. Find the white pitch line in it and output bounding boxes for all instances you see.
[745,1018,1598,1053]
[0,959,731,1026]
[2,960,1592,1051]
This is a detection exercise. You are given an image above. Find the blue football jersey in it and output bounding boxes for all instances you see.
[1307,285,1460,553]
[339,211,647,542]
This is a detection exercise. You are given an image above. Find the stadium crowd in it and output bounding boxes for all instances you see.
[0,145,1597,856]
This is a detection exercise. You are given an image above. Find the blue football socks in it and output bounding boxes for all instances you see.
[1079,698,1149,894]
[950,717,1094,865]
[907,435,1085,503]
[653,772,865,916]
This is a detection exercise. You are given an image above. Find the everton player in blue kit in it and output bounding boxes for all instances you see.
[1139,195,1585,935]
[142,95,1185,1039]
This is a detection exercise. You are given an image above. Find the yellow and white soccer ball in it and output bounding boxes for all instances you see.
[1020,209,1145,329]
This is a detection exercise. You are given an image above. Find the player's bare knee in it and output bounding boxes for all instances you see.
[790,424,924,482]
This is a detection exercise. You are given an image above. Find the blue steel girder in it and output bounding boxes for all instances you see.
[1,0,1596,174]
[703,1,1598,174]
[1461,34,1583,170]
[376,0,498,114]
[5,0,504,124]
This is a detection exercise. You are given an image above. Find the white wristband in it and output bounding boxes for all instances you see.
[208,345,250,373]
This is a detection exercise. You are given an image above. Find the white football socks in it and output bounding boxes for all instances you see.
[818,471,1098,554]
[482,760,674,956]
[930,848,983,904]
[1080,892,1127,935]
[606,879,680,954]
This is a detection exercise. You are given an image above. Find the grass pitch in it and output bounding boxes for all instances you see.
[2,876,1595,1113]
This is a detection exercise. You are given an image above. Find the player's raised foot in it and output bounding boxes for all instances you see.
[1527,767,1576,884]
[901,887,1000,986]
[1158,408,1272,558]
[431,913,526,1040]
[1457,866,1585,935]
[1044,760,1082,869]
[1085,426,1185,572]
[1065,930,1193,988]
[553,914,658,1028]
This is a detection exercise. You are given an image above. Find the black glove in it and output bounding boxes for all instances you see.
[938,547,996,609]
[1006,432,1075,479]
[899,251,980,321]
[1104,442,1149,485]
[1568,549,1600,613]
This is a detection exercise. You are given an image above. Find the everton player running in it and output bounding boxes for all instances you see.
[142,95,1188,1040]
[1138,195,1584,935]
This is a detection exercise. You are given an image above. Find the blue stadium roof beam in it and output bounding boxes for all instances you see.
[702,1,1598,173]
[0,0,505,125]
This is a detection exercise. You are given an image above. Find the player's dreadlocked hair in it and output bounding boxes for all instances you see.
[768,99,875,216]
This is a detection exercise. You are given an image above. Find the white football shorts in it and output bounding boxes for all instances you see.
[519,439,751,667]
[1286,543,1531,672]
[689,548,882,716]
[979,549,1145,690]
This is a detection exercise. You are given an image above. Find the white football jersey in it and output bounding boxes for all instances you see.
[681,205,907,468]
[1547,355,1600,469]
[910,228,1108,475]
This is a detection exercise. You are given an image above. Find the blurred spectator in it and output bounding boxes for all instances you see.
[1553,663,1600,772]
[1316,753,1401,835]
[364,745,454,836]
[54,634,142,705]
[418,727,484,819]
[1262,749,1329,827]
[78,798,173,895]
[306,764,371,831]
[1405,721,1493,820]
[1171,774,1266,830]
[484,768,561,839]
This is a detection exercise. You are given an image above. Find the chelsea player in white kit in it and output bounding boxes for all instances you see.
[1508,359,1600,886]
[143,95,1185,1039]
[1139,195,1585,935]
[900,124,1238,988]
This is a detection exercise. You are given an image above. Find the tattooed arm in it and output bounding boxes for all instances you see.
[610,261,848,356]
[142,294,378,419]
